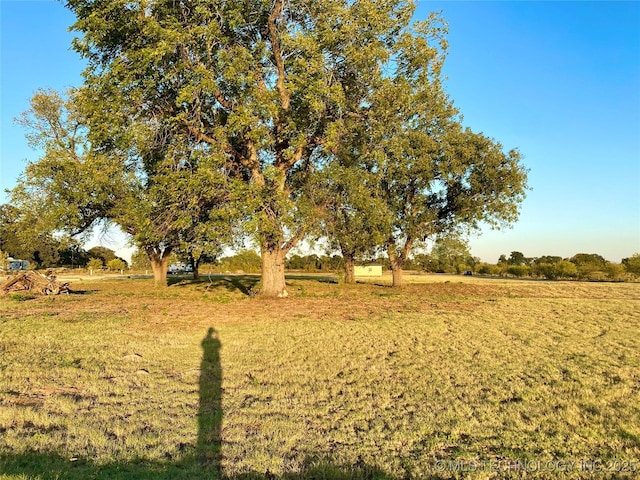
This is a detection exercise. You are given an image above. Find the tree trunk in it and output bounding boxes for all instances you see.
[149,257,170,286]
[387,245,405,288]
[390,260,404,287]
[146,246,172,286]
[387,237,413,288]
[260,246,288,297]
[190,253,201,280]
[193,262,200,280]
[343,251,356,284]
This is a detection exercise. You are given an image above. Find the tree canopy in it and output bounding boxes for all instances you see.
[10,0,529,293]
[317,13,528,286]
[622,253,640,276]
[62,0,488,295]
[10,85,239,285]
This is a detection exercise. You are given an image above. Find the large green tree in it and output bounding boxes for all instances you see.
[569,253,608,280]
[63,0,416,296]
[0,205,27,260]
[87,246,117,265]
[506,251,529,266]
[348,17,529,287]
[58,239,90,268]
[425,235,475,274]
[0,203,64,268]
[11,88,237,285]
[312,161,389,283]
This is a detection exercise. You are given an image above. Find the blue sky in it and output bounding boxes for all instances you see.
[1,0,639,263]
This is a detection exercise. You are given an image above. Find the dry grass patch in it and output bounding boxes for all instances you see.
[0,275,638,479]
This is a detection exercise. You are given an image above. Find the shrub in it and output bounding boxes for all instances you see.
[534,263,557,280]
[534,261,578,280]
[477,263,499,275]
[107,258,126,271]
[622,253,640,276]
[585,271,608,282]
[605,263,626,282]
[506,265,531,278]
[87,258,103,272]
[555,260,578,279]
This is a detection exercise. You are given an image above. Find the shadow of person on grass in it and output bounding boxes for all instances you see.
[197,327,223,476]
[0,326,443,480]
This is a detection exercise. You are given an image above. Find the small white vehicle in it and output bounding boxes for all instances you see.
[167,263,183,274]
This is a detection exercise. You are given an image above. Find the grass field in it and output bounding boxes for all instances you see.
[0,273,638,479]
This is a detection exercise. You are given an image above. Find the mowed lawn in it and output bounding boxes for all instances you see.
[0,274,638,479]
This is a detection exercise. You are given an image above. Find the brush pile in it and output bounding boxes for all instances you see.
[1,271,70,295]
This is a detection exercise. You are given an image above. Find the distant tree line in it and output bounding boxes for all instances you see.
[474,251,640,282]
[4,216,638,285]
[161,243,639,283]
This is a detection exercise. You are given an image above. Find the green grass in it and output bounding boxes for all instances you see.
[0,275,638,479]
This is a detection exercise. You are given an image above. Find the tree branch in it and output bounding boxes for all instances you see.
[246,140,265,186]
[267,0,290,110]
[214,89,232,111]
[183,120,263,184]
[276,142,304,173]
[283,226,306,253]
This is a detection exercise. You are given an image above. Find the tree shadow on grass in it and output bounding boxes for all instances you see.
[167,274,261,295]
[0,327,445,480]
[169,274,341,295]
[67,288,99,295]
[284,274,338,284]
